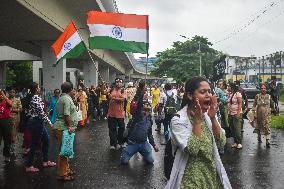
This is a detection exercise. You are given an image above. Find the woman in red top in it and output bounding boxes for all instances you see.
[0,89,13,162]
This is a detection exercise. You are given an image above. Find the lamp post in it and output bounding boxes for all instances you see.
[280,51,283,82]
[198,41,202,76]
[180,35,202,76]
[262,56,265,82]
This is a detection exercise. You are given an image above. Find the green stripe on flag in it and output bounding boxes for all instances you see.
[63,42,86,59]
[89,36,148,54]
[54,42,86,66]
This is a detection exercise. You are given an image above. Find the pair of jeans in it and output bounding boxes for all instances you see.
[228,114,242,144]
[55,129,71,177]
[100,101,108,118]
[26,118,49,167]
[163,114,172,141]
[108,117,125,147]
[0,118,12,157]
[121,140,154,164]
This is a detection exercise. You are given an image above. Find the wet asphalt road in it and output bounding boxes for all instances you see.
[0,117,283,189]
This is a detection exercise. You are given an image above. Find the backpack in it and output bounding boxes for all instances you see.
[164,139,178,180]
[164,92,177,117]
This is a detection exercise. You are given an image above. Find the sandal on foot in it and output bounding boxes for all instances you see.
[57,175,74,181]
[68,170,76,175]
[26,166,39,173]
[43,161,56,168]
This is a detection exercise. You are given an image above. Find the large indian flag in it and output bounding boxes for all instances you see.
[51,21,86,63]
[87,11,149,54]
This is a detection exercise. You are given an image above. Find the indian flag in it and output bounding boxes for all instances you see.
[87,11,149,54]
[51,21,86,64]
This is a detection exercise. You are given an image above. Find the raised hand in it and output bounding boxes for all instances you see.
[190,98,203,124]
[208,95,218,119]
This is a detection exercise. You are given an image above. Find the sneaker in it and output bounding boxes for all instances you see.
[104,117,108,120]
[4,156,10,163]
[110,146,116,150]
[231,143,237,148]
[236,144,243,149]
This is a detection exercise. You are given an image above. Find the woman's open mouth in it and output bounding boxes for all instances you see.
[203,100,211,109]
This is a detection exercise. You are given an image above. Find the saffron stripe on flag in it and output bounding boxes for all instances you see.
[52,22,77,57]
[87,11,148,29]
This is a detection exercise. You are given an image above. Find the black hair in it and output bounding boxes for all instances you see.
[180,76,209,109]
[235,80,241,86]
[218,79,227,89]
[229,82,239,104]
[54,88,60,93]
[25,82,39,106]
[29,82,39,95]
[135,81,146,98]
[7,87,18,93]
[164,83,172,91]
[61,82,73,94]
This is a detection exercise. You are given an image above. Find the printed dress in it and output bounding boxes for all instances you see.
[181,118,226,189]
[254,94,273,135]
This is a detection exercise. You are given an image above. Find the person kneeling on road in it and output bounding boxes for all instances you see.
[121,82,159,165]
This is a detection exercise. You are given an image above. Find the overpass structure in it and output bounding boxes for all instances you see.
[0,0,152,94]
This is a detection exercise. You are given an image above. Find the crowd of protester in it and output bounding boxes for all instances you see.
[0,76,280,188]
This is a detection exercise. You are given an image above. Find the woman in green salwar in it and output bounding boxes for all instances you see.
[165,77,231,189]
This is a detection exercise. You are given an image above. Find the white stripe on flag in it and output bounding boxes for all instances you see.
[88,24,148,43]
[57,32,82,60]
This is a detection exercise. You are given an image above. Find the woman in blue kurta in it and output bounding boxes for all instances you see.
[48,89,60,124]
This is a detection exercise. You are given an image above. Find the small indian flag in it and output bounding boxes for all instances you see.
[51,21,86,64]
[87,11,149,54]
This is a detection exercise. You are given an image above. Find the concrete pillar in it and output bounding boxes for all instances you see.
[69,71,77,87]
[0,62,7,89]
[109,69,117,84]
[100,66,109,83]
[125,68,134,83]
[83,60,98,87]
[33,61,42,85]
[42,43,66,97]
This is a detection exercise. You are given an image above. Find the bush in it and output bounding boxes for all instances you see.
[271,115,284,129]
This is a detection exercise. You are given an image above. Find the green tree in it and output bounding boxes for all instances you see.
[151,36,223,82]
[6,61,33,89]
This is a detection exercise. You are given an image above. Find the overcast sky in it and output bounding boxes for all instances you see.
[116,0,284,58]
